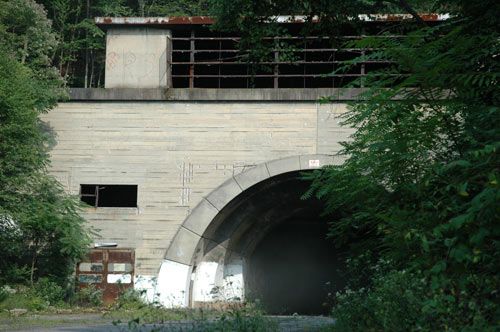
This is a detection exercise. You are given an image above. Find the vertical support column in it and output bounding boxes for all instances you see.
[218,34,222,89]
[165,31,173,88]
[332,48,335,88]
[303,37,307,88]
[189,30,195,89]
[274,37,279,89]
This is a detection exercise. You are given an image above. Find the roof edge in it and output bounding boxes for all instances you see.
[95,14,449,26]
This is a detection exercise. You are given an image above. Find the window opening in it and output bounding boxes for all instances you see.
[80,184,138,208]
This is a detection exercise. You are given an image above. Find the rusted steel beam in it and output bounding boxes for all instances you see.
[95,14,448,26]
[172,74,401,78]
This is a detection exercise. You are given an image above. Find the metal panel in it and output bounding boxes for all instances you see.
[76,248,135,304]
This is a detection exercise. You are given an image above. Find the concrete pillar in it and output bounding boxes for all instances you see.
[105,27,172,88]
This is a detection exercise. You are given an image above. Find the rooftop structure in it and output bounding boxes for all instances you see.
[95,14,446,91]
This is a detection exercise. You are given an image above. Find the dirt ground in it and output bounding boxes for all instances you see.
[0,313,335,331]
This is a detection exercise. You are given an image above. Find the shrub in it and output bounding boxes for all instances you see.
[0,287,8,303]
[0,286,47,311]
[34,278,65,306]
[25,295,47,311]
[114,288,146,309]
[74,285,103,307]
[200,306,278,332]
[330,263,499,332]
[331,269,426,332]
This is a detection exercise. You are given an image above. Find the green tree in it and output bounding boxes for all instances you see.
[36,0,208,87]
[211,0,499,330]
[135,0,208,17]
[0,0,91,286]
[37,0,132,87]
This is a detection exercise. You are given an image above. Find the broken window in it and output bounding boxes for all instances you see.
[170,25,399,89]
[78,274,102,284]
[80,184,138,208]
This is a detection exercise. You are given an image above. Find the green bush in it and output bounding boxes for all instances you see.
[74,285,103,307]
[200,306,278,332]
[329,263,499,332]
[114,288,146,309]
[331,269,426,332]
[34,278,65,306]
[119,304,277,332]
[25,295,47,311]
[0,286,47,311]
[0,288,8,303]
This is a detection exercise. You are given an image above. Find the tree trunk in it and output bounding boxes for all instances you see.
[21,37,28,64]
[84,0,90,88]
[89,50,95,87]
[30,250,37,286]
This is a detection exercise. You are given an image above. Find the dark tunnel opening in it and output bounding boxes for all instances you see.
[200,171,349,315]
[246,216,347,315]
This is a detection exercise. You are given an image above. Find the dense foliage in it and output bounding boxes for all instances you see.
[0,0,90,287]
[0,0,498,328]
[34,0,208,87]
[212,0,499,330]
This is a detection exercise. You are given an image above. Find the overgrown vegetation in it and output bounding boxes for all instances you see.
[0,0,91,290]
[1,0,498,330]
[34,0,208,87]
[212,0,499,330]
[108,290,276,331]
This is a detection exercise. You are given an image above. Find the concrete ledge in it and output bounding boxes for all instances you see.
[69,88,168,100]
[69,88,365,101]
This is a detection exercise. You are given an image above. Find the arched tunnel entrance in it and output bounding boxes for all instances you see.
[191,171,347,315]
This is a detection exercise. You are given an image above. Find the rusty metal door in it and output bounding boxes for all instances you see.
[76,248,135,304]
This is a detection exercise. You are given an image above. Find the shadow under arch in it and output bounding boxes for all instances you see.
[155,154,346,311]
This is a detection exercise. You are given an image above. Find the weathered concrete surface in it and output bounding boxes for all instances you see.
[42,101,352,278]
[105,28,171,88]
[69,88,366,101]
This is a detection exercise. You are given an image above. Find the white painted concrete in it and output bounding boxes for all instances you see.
[155,260,190,307]
[134,275,157,303]
[222,260,244,301]
[192,261,219,302]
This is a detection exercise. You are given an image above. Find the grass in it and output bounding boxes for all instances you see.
[0,311,108,331]
[0,287,284,331]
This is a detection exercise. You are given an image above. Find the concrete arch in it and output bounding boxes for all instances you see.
[155,154,344,307]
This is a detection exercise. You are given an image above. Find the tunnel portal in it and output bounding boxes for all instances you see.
[192,171,347,314]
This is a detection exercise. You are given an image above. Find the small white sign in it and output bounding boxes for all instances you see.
[107,273,132,284]
[308,159,320,168]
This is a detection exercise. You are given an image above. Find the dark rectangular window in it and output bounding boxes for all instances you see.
[80,184,138,208]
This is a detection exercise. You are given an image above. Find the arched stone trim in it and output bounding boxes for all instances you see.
[155,154,343,307]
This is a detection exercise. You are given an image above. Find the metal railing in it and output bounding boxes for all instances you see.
[170,32,394,89]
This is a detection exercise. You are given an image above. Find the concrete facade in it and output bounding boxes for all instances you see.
[105,28,171,88]
[44,15,360,309]
[42,100,353,304]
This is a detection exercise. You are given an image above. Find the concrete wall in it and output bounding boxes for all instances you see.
[105,28,171,88]
[41,101,352,287]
